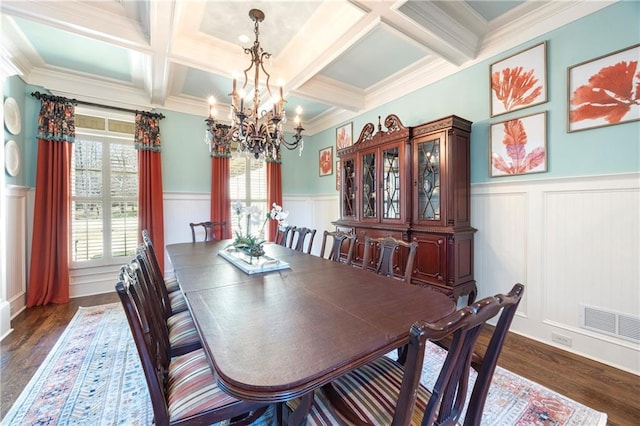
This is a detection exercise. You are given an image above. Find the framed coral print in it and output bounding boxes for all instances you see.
[319,146,333,176]
[336,160,341,190]
[336,122,353,150]
[490,111,547,177]
[490,42,547,117]
[567,43,640,132]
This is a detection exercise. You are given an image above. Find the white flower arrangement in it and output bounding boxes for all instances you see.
[230,202,289,257]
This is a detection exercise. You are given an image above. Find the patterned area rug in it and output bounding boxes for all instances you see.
[2,303,606,425]
[418,344,607,425]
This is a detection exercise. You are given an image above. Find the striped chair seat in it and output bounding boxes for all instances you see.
[287,285,524,426]
[168,289,187,314]
[167,348,240,422]
[167,310,202,355]
[117,260,268,425]
[165,275,180,293]
[288,356,434,426]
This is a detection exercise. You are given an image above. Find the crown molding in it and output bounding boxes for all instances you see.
[30,67,152,111]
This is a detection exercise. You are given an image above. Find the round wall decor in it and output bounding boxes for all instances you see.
[4,97,21,135]
[5,140,21,176]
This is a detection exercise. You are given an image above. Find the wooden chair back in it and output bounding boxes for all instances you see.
[117,264,173,422]
[291,227,317,254]
[190,221,227,242]
[121,258,173,361]
[400,284,524,425]
[320,230,356,264]
[137,244,172,320]
[275,225,295,247]
[362,236,418,282]
[117,261,267,426]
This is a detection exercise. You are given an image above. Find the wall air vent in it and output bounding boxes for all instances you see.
[580,305,640,343]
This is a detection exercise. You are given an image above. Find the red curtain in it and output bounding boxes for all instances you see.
[211,156,231,239]
[267,160,283,242]
[27,97,75,307]
[136,113,165,273]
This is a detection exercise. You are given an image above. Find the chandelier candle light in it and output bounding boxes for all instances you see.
[206,9,304,159]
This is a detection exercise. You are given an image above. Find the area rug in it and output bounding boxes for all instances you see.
[417,344,607,425]
[2,303,606,425]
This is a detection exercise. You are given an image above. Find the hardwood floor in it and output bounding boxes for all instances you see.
[1,293,639,425]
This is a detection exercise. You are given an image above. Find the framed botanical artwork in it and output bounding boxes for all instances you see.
[336,159,341,190]
[319,146,333,176]
[490,111,547,177]
[567,43,640,132]
[490,41,547,117]
[336,122,353,150]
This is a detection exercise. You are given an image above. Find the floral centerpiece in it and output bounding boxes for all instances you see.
[230,202,289,261]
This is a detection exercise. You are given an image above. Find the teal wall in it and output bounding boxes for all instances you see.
[6,1,639,195]
[156,109,211,193]
[303,0,639,190]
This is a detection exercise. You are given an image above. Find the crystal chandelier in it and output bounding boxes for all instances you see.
[205,9,304,160]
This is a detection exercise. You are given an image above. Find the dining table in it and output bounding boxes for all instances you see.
[167,240,457,425]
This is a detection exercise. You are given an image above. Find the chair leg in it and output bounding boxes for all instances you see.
[230,406,269,425]
[287,393,313,426]
[397,344,408,365]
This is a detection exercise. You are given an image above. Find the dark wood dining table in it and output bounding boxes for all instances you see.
[167,240,456,424]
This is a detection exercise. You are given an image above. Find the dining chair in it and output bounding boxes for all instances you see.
[125,254,202,357]
[141,229,180,294]
[362,235,418,283]
[291,227,317,254]
[275,225,295,247]
[288,283,525,426]
[137,244,187,317]
[190,221,227,242]
[320,230,356,264]
[116,266,268,426]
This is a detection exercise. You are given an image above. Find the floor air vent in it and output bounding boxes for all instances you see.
[580,305,640,343]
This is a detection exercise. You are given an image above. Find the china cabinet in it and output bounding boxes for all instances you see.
[334,114,476,302]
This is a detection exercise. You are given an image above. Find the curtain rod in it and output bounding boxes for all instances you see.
[30,91,166,120]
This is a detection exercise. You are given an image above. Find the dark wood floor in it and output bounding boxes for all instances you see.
[1,293,639,425]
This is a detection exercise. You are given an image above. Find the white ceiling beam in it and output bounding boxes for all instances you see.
[296,75,365,112]
[348,0,476,65]
[148,0,176,105]
[1,0,151,52]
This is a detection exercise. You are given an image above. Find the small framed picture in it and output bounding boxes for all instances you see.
[490,41,547,117]
[568,43,640,132]
[336,122,353,150]
[319,146,333,176]
[490,111,547,177]
[336,159,341,190]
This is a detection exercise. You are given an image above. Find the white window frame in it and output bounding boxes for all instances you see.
[70,107,137,269]
[229,155,267,237]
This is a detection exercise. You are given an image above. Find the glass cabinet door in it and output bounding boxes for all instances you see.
[341,157,356,218]
[416,137,440,221]
[361,151,376,219]
[382,146,400,220]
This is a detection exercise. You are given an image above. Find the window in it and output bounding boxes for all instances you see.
[229,155,267,237]
[71,110,138,267]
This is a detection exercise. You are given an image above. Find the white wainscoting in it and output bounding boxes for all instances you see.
[162,192,340,270]
[13,174,639,373]
[4,185,28,321]
[472,173,639,375]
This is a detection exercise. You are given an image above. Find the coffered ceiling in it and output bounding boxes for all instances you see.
[1,0,614,134]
